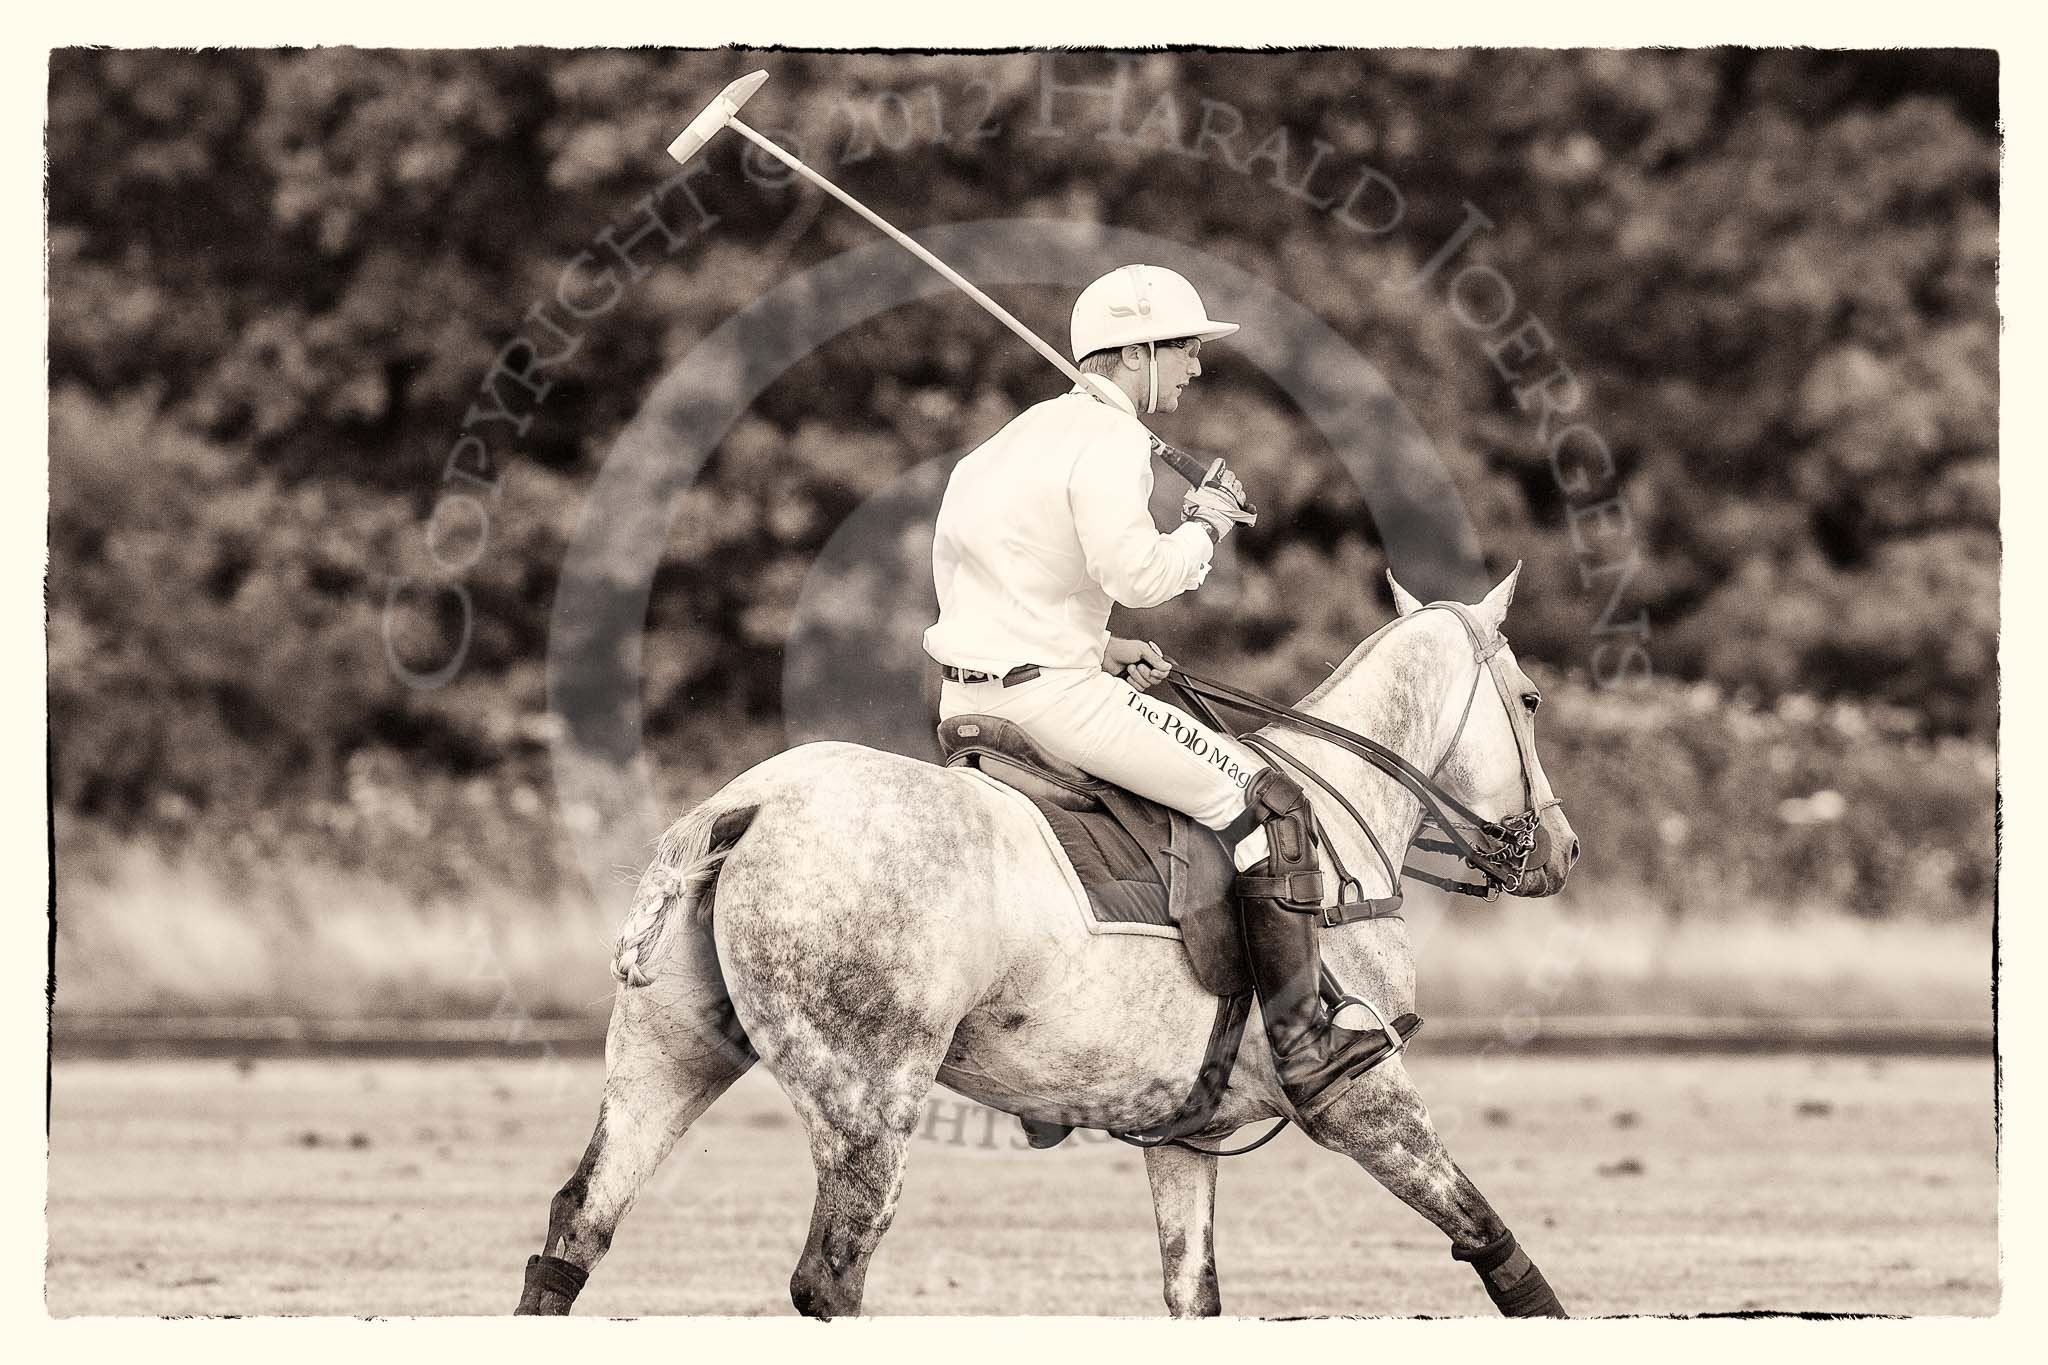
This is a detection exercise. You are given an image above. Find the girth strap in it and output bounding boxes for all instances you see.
[1111,990,1256,1146]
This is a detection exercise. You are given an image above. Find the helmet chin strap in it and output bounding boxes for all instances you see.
[1145,340,1158,414]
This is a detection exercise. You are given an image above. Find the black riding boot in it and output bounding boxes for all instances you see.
[1234,768,1401,1115]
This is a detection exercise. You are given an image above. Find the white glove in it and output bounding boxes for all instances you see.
[1181,458,1256,542]
[1212,463,1248,507]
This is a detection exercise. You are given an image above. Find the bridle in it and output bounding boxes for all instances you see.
[1165,601,1564,916]
[1405,601,1563,896]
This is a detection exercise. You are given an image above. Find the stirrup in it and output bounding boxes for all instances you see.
[1285,1007,1425,1118]
[1329,992,1409,1059]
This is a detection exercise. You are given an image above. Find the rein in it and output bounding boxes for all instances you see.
[1168,602,1560,903]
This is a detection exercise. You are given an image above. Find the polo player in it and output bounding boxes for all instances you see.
[924,263,1395,1115]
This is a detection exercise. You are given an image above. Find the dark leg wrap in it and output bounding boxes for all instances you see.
[515,1254,589,1315]
[1452,1230,1567,1318]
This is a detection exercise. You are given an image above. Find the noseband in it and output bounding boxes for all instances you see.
[1166,602,1563,904]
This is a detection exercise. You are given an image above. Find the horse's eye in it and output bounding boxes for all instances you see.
[1522,692,1541,713]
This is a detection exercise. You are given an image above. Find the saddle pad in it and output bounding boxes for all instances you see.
[1027,792,1175,928]
[982,774,1252,998]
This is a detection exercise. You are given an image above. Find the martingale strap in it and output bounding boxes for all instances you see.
[1402,851,1508,899]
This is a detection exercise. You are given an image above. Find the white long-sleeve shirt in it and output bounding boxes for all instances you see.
[923,378,1215,673]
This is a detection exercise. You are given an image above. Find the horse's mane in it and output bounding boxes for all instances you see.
[1294,613,1408,712]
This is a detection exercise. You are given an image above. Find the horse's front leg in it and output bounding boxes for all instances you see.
[1142,1142,1221,1317]
[1299,1060,1567,1317]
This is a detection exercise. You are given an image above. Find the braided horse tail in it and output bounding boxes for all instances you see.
[610,798,761,989]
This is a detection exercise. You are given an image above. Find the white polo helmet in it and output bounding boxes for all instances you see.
[1069,264,1239,361]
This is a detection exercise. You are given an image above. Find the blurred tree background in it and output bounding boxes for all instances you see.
[47,48,1997,961]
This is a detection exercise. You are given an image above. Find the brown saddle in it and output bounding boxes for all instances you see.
[937,714,1251,998]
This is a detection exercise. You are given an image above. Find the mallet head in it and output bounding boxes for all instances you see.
[667,69,771,166]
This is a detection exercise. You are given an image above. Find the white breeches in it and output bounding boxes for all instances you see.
[939,667,1273,869]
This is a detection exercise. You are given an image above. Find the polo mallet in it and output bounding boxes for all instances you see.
[667,70,1245,509]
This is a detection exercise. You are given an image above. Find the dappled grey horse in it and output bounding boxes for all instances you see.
[515,567,1578,1317]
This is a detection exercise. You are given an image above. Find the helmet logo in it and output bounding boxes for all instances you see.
[1109,264,1152,318]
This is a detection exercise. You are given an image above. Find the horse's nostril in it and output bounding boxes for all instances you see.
[1568,838,1580,866]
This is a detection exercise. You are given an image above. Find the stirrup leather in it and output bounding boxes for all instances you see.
[1234,767,1323,912]
[1236,869,1325,906]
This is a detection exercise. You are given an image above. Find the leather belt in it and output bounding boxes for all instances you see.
[939,663,1043,687]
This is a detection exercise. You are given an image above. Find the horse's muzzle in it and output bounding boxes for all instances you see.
[1513,811,1577,897]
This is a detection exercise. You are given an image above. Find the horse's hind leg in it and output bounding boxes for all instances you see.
[730,938,953,1318]
[1299,1060,1568,1317]
[771,1032,944,1320]
[514,985,755,1315]
[708,783,986,1318]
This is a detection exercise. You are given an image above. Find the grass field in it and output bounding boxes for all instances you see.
[54,834,1993,1024]
[47,1050,1997,1317]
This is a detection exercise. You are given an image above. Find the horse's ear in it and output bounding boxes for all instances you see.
[1474,561,1523,633]
[1386,570,1425,618]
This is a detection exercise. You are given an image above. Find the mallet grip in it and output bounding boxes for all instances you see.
[1150,438,1208,489]
[1154,439,1255,516]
